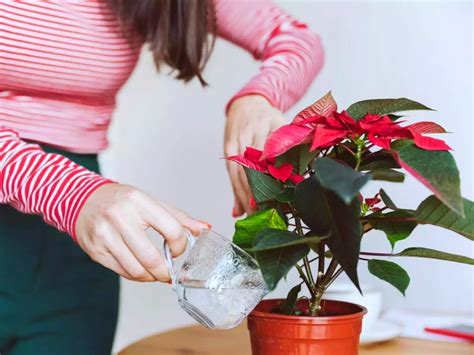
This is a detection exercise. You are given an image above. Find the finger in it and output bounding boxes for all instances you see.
[117,220,171,282]
[270,115,285,131]
[233,198,244,217]
[252,130,268,150]
[105,231,156,282]
[158,202,209,235]
[141,199,188,258]
[100,249,133,279]
[228,161,249,216]
[225,142,245,217]
[237,166,254,214]
[79,232,133,279]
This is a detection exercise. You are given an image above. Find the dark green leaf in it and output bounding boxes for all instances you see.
[314,157,371,204]
[360,158,401,171]
[370,169,405,183]
[347,98,434,121]
[251,228,326,251]
[276,144,318,175]
[254,242,309,291]
[295,173,363,291]
[397,247,474,265]
[368,259,410,295]
[393,141,463,216]
[233,209,287,249]
[391,139,414,151]
[279,284,302,315]
[245,168,284,203]
[379,189,398,210]
[299,145,319,174]
[388,114,403,121]
[276,187,295,203]
[415,196,473,240]
[370,210,417,248]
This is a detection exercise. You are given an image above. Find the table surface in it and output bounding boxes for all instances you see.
[119,322,474,355]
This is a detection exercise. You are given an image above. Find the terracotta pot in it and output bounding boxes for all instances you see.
[247,299,367,355]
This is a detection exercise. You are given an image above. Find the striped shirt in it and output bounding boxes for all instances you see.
[0,0,324,238]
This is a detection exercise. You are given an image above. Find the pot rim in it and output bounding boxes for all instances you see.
[249,298,367,323]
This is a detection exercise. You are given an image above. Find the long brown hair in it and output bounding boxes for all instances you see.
[109,0,215,86]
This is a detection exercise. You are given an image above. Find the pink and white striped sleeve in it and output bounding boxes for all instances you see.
[214,0,324,113]
[0,128,113,240]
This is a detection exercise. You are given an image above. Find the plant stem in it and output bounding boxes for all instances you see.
[360,251,394,257]
[316,243,325,286]
[321,259,338,285]
[339,144,355,155]
[293,215,316,290]
[306,256,319,264]
[362,216,416,222]
[295,264,315,298]
[354,142,363,171]
[325,267,344,289]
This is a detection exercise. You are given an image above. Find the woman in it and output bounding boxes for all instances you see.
[0,0,323,353]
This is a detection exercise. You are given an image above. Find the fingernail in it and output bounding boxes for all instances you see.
[166,279,172,284]
[232,206,239,217]
[198,220,212,229]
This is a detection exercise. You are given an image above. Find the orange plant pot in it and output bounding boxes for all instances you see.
[247,299,367,355]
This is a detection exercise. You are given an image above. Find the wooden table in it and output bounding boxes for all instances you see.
[119,323,474,355]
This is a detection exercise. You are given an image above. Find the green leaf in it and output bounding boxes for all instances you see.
[251,228,327,251]
[277,144,318,175]
[370,169,405,183]
[368,259,410,296]
[299,145,319,174]
[233,209,287,249]
[388,114,403,121]
[279,284,302,315]
[314,157,371,204]
[253,232,310,291]
[295,173,363,291]
[370,210,418,248]
[347,98,434,121]
[276,187,295,203]
[245,168,284,203]
[397,247,474,265]
[393,141,463,216]
[379,189,398,210]
[360,156,401,171]
[415,196,474,240]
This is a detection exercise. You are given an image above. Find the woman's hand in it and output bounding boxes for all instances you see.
[75,184,208,282]
[224,95,285,217]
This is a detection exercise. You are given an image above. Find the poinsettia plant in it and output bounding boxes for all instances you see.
[226,92,473,316]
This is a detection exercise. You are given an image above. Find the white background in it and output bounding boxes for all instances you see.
[101,1,473,351]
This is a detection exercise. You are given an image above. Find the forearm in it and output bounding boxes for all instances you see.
[0,128,113,239]
[215,0,324,113]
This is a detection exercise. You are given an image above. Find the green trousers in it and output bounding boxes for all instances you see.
[0,147,119,355]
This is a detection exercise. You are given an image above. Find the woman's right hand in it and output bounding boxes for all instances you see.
[75,184,208,282]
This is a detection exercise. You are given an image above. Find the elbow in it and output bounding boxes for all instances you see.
[305,28,325,78]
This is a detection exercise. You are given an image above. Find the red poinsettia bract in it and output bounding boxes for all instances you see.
[261,111,451,160]
[225,147,304,184]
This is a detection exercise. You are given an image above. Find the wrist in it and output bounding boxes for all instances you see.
[226,94,274,117]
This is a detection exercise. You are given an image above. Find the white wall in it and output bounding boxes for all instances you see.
[101,1,473,351]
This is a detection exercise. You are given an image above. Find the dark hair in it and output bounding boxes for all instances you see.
[109,0,215,86]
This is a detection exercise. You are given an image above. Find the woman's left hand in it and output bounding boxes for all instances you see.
[224,95,285,217]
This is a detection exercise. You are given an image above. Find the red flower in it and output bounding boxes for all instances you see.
[365,193,382,212]
[262,110,451,160]
[365,195,381,207]
[226,147,304,183]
